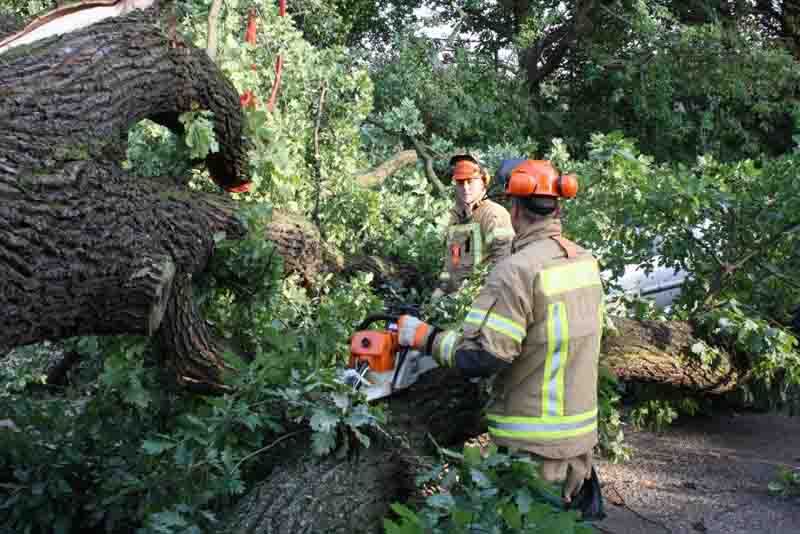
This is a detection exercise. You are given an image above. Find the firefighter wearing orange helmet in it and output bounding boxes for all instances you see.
[432,152,515,299]
[399,158,606,520]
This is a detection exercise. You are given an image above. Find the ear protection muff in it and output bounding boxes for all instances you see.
[555,174,578,198]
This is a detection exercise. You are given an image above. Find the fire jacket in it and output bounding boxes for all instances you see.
[431,217,605,459]
[437,198,515,294]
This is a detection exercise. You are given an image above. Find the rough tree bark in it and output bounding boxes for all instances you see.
[223,316,746,533]
[0,7,251,388]
[602,317,743,394]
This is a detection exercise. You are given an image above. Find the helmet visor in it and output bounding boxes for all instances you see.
[452,159,482,181]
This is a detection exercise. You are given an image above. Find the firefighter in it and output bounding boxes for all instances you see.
[398,159,605,516]
[432,152,515,299]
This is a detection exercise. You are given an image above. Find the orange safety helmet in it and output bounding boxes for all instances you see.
[450,153,491,185]
[505,159,578,199]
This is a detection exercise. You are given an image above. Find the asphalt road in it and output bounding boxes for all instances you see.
[595,412,800,534]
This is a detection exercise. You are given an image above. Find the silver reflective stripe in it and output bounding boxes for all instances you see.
[438,330,458,367]
[488,413,597,434]
[543,302,568,417]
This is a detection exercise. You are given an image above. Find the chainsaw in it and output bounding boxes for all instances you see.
[341,314,439,401]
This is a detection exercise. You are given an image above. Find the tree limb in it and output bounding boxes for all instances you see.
[205,0,224,60]
[312,82,328,229]
[730,221,800,272]
[355,150,418,188]
[409,136,447,196]
[758,262,800,290]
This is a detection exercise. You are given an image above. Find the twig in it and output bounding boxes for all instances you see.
[311,82,328,230]
[234,429,309,471]
[758,262,800,290]
[729,221,800,272]
[431,8,467,69]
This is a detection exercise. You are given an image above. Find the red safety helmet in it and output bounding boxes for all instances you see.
[450,153,491,185]
[505,160,578,198]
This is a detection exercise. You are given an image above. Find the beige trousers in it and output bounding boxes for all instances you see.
[537,451,593,502]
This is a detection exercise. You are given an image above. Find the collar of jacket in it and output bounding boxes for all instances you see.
[511,216,562,253]
[451,197,487,223]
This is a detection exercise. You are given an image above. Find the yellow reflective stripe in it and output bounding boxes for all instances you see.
[489,408,598,425]
[435,330,458,367]
[448,223,478,237]
[540,260,601,296]
[439,271,451,281]
[487,409,598,440]
[464,307,525,343]
[485,227,514,245]
[542,303,568,417]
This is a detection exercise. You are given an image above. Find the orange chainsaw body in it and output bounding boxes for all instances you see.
[349,330,398,373]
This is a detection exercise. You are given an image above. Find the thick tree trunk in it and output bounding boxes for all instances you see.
[0,7,250,388]
[225,368,483,534]
[224,316,744,533]
[602,317,743,394]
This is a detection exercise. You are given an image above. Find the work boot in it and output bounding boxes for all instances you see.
[566,466,606,521]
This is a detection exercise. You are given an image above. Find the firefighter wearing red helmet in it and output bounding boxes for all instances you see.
[399,159,606,520]
[433,152,515,299]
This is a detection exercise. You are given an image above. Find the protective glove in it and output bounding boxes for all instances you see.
[397,315,438,353]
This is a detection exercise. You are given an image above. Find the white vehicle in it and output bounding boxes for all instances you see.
[614,260,688,309]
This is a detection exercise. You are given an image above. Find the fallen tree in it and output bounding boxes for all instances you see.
[0,5,250,389]
[0,6,761,533]
[0,0,748,407]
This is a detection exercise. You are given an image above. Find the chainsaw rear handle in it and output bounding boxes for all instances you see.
[356,314,400,331]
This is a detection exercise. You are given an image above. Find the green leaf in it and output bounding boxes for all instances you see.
[310,409,340,433]
[312,431,336,456]
[384,503,424,534]
[500,502,522,529]
[452,508,474,527]
[332,393,351,411]
[515,488,534,513]
[141,439,175,456]
[469,468,491,488]
[768,481,785,493]
[463,444,482,467]
[426,493,456,509]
